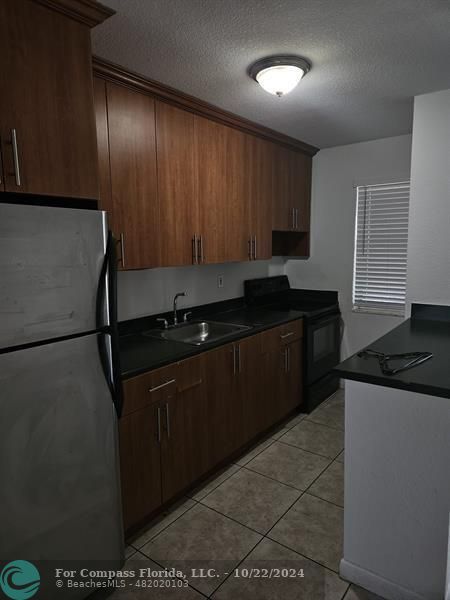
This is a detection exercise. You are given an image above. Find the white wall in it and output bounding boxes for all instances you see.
[118,258,285,321]
[342,380,450,600]
[406,89,450,310]
[286,135,412,358]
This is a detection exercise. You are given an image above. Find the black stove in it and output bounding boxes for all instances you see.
[244,276,342,412]
[244,276,339,320]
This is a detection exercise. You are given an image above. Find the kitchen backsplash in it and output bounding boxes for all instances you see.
[117,258,285,321]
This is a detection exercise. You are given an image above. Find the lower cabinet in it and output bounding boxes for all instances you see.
[119,320,303,533]
[119,403,163,532]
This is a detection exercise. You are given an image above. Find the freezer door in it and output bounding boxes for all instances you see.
[0,334,124,565]
[0,203,108,349]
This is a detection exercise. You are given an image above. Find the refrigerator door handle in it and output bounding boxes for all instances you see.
[96,231,123,419]
[107,232,124,419]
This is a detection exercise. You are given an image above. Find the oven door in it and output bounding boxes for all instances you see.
[306,313,341,384]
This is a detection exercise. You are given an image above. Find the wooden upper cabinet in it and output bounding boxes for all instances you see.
[155,101,198,267]
[193,115,228,264]
[272,146,312,232]
[224,127,250,262]
[0,0,107,200]
[194,115,249,264]
[246,136,273,260]
[291,152,312,232]
[272,145,292,231]
[106,82,160,269]
[93,77,114,220]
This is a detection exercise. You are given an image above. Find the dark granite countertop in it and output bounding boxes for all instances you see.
[334,307,450,399]
[120,304,305,379]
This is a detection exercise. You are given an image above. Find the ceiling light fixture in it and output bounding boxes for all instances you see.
[249,55,311,98]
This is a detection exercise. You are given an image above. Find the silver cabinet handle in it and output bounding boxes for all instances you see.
[197,235,204,263]
[156,406,162,443]
[252,236,256,260]
[248,238,252,260]
[237,344,241,373]
[148,379,176,393]
[280,332,294,340]
[10,129,21,186]
[192,235,198,264]
[118,233,125,267]
[232,346,237,375]
[165,403,170,439]
[295,208,299,229]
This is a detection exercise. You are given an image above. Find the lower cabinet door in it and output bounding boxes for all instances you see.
[277,340,303,419]
[239,335,266,443]
[285,340,303,413]
[204,343,237,465]
[160,355,210,502]
[259,346,282,431]
[119,404,162,532]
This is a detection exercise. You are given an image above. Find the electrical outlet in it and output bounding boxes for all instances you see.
[217,275,224,288]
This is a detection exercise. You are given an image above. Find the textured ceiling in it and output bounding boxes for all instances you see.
[92,0,450,148]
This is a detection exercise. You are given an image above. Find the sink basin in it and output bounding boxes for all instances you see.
[143,320,251,346]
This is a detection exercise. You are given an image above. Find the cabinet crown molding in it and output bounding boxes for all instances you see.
[33,0,115,27]
[93,56,319,157]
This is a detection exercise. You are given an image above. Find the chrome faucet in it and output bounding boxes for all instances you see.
[173,292,187,325]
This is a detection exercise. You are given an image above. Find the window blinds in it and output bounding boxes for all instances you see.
[353,181,410,315]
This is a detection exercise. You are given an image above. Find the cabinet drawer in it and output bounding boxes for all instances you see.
[122,364,176,416]
[260,319,303,353]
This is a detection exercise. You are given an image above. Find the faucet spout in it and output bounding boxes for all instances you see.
[173,292,187,325]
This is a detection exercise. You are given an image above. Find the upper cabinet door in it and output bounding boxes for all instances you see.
[106,82,160,269]
[291,152,312,232]
[0,0,99,200]
[272,145,292,231]
[225,127,250,262]
[156,101,198,267]
[247,136,273,260]
[194,116,249,264]
[272,146,312,232]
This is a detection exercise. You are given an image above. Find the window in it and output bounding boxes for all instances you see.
[353,180,410,316]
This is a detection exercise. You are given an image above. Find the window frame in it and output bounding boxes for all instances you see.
[352,179,411,318]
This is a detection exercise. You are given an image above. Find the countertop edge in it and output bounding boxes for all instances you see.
[121,312,305,380]
[333,367,450,400]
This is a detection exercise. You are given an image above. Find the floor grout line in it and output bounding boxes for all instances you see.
[130,498,197,550]
[241,460,330,494]
[133,549,210,598]
[301,415,345,433]
[187,464,242,501]
[276,437,343,461]
[207,536,267,598]
[306,417,344,432]
[232,438,275,467]
[194,497,268,537]
[262,534,344,576]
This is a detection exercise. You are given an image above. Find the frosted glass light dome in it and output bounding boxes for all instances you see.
[249,56,311,98]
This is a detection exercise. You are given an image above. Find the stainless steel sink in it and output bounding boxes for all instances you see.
[143,320,251,346]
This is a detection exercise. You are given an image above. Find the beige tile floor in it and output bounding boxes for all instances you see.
[121,389,386,599]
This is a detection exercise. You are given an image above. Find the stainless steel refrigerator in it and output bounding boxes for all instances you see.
[0,203,124,595]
